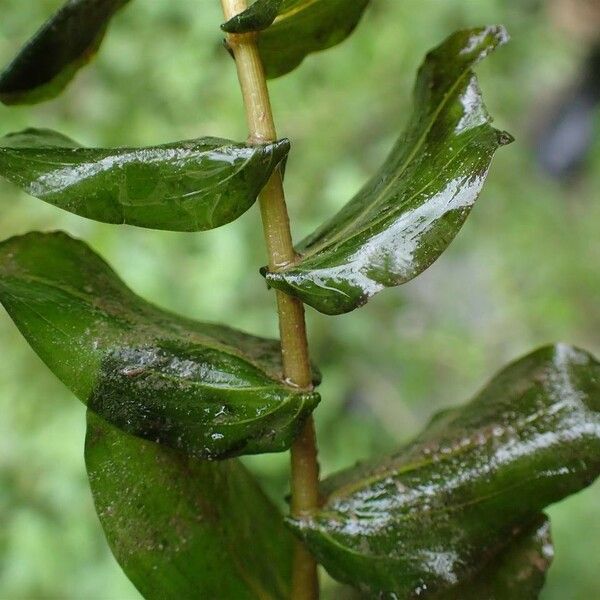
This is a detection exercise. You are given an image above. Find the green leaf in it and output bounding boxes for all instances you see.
[288,344,600,598]
[85,410,293,599]
[0,232,320,459]
[222,0,290,33]
[444,514,553,600]
[0,128,290,232]
[222,0,371,79]
[264,27,513,314]
[0,0,130,105]
[329,515,553,600]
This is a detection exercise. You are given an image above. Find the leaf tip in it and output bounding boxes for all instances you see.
[472,24,510,54]
[496,129,515,147]
[302,390,321,411]
[220,20,243,34]
[220,1,280,34]
[448,25,510,67]
[273,137,292,158]
[220,16,245,34]
[488,24,510,47]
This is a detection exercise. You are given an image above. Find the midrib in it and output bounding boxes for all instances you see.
[296,63,476,261]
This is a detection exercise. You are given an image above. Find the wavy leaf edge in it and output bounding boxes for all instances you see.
[287,343,600,597]
[263,26,513,314]
[0,231,320,460]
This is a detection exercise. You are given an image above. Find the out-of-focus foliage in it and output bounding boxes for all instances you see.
[0,0,131,105]
[0,1,598,599]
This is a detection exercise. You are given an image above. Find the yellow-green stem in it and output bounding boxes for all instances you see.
[219,2,320,599]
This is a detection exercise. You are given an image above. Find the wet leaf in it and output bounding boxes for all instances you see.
[328,515,553,599]
[0,128,289,232]
[0,232,320,459]
[444,514,553,600]
[222,0,290,33]
[289,345,600,598]
[223,0,371,79]
[264,27,513,314]
[85,411,293,599]
[0,0,130,105]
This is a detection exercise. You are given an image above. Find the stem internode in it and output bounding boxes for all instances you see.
[220,2,320,599]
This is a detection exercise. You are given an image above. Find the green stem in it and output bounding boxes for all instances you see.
[219,2,320,599]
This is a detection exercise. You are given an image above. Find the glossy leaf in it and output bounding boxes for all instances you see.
[0,0,130,105]
[0,128,290,232]
[330,515,554,600]
[289,345,600,598]
[223,0,371,79]
[330,516,554,600]
[264,27,513,314]
[444,514,553,600]
[85,411,293,599]
[0,232,320,459]
[222,0,290,33]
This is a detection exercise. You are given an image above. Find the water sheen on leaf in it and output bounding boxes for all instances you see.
[0,0,130,105]
[288,345,600,598]
[264,27,513,314]
[0,232,320,459]
[444,514,553,600]
[330,517,554,600]
[0,128,290,232]
[85,411,293,599]
[223,0,370,79]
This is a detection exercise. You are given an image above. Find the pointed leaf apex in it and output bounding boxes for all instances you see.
[221,0,281,33]
[272,136,292,156]
[497,129,515,146]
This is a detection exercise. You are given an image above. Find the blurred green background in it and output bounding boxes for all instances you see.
[1,0,599,598]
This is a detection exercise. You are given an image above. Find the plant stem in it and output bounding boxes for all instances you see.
[219,2,320,599]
